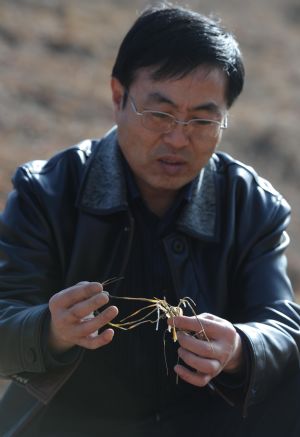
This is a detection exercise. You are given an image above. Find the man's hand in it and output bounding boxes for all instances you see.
[48,281,118,354]
[168,313,243,387]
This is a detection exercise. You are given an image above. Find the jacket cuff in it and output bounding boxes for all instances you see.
[40,309,82,369]
[212,329,251,408]
[234,323,267,415]
[19,304,50,373]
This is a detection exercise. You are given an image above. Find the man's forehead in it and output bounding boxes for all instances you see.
[132,64,226,84]
[130,66,228,112]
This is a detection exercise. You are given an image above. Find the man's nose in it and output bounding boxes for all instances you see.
[163,123,190,148]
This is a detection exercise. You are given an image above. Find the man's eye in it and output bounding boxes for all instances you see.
[193,119,214,126]
[150,112,172,120]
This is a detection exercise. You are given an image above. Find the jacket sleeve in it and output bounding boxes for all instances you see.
[225,176,300,415]
[0,160,82,377]
[0,161,85,403]
[0,168,54,375]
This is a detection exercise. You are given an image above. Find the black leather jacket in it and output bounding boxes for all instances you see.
[0,127,300,436]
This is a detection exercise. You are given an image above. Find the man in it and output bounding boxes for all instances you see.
[0,4,299,437]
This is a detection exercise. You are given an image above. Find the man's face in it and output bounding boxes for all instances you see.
[111,66,228,202]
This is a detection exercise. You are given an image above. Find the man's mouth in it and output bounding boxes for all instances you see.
[158,157,187,175]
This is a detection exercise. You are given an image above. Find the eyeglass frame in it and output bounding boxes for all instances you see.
[126,93,228,136]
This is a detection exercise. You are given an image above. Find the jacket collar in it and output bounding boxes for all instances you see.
[78,126,218,241]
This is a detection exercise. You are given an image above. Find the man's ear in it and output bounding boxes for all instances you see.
[111,77,125,111]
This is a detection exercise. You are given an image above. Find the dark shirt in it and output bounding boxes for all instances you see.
[38,158,210,436]
[95,155,203,418]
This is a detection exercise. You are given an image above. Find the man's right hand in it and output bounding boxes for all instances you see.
[48,281,118,354]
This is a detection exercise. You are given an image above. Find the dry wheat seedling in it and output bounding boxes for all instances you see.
[100,279,227,398]
[101,279,212,378]
[107,295,208,342]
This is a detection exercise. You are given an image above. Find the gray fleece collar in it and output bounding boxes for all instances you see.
[78,127,217,240]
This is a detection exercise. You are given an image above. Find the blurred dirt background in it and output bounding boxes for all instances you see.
[0,0,300,396]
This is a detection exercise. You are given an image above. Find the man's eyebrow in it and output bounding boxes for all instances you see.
[146,92,223,115]
[146,92,175,106]
[192,102,223,115]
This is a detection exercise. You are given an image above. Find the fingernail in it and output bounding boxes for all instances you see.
[104,328,114,341]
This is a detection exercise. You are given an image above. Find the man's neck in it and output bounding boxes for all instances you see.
[137,185,179,218]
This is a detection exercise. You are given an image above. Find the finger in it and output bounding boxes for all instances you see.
[50,282,104,311]
[200,312,224,321]
[177,346,220,376]
[67,291,110,321]
[169,315,225,340]
[168,314,209,331]
[176,331,218,358]
[74,305,119,338]
[174,363,211,388]
[77,328,115,350]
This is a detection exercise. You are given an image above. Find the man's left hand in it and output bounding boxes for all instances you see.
[168,313,243,387]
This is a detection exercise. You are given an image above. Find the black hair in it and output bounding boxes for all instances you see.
[112,4,245,108]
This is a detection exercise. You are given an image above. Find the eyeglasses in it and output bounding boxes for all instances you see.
[128,94,228,139]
